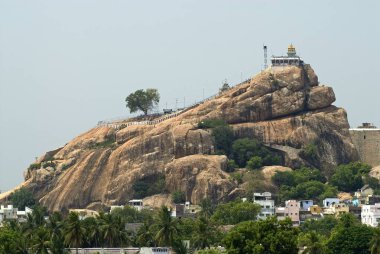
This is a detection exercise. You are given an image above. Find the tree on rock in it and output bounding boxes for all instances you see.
[125,89,160,116]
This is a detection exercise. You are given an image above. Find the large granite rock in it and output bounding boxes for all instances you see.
[2,64,358,211]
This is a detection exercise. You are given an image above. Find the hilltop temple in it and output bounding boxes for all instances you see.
[271,44,304,67]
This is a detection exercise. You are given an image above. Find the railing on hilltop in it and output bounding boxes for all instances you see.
[98,77,251,129]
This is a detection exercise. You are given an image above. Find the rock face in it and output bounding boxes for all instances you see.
[5,64,358,211]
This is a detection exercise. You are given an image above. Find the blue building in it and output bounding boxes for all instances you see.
[323,198,340,208]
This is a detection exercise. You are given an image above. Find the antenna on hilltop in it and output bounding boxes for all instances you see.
[263,45,268,69]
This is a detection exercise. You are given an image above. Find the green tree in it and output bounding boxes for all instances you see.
[370,228,380,254]
[0,226,26,254]
[31,227,50,254]
[211,200,260,225]
[125,88,160,116]
[299,231,329,254]
[64,212,86,254]
[155,206,179,246]
[9,187,36,210]
[327,214,373,254]
[99,213,129,247]
[247,156,263,170]
[211,124,234,155]
[232,138,261,167]
[199,198,215,219]
[192,216,220,250]
[172,191,186,204]
[330,162,372,192]
[223,217,299,254]
[301,216,339,237]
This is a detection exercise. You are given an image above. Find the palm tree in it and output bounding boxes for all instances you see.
[370,228,380,254]
[31,227,50,254]
[155,206,179,246]
[136,223,156,247]
[302,231,328,254]
[64,212,86,254]
[99,213,129,247]
[47,212,67,254]
[192,216,217,250]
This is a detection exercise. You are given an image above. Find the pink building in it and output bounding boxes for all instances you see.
[275,200,300,226]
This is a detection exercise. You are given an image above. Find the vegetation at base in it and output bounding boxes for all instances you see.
[125,88,160,116]
[172,191,186,204]
[1,202,380,254]
[132,174,166,199]
[28,162,42,170]
[211,200,261,225]
[9,187,36,210]
[223,217,299,254]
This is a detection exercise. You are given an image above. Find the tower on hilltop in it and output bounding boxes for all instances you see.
[271,44,304,67]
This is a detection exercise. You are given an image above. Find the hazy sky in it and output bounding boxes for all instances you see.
[1,0,379,192]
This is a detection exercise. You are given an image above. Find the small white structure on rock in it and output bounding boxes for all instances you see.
[271,44,304,67]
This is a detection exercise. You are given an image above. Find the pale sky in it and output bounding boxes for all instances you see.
[1,0,379,192]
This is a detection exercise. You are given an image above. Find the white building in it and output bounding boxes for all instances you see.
[128,199,144,211]
[140,247,170,254]
[253,192,275,220]
[0,205,18,223]
[362,203,380,227]
[16,207,33,222]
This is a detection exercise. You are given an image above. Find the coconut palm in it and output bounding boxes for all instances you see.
[31,227,50,254]
[370,228,380,254]
[99,213,129,247]
[155,206,179,246]
[192,216,218,250]
[47,212,68,254]
[64,212,86,254]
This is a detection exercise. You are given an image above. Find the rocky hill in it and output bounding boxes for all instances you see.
[2,65,358,211]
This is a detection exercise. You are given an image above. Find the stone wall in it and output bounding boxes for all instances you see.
[350,129,380,167]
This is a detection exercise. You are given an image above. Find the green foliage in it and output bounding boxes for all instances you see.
[327,214,374,254]
[192,216,221,250]
[198,119,227,129]
[172,191,186,204]
[301,216,339,237]
[199,198,215,219]
[331,162,372,192]
[272,167,326,187]
[0,226,25,254]
[230,172,243,184]
[212,125,234,155]
[298,231,329,254]
[247,156,263,170]
[272,167,332,202]
[28,162,41,170]
[42,161,56,169]
[89,135,116,149]
[9,187,36,210]
[279,181,337,202]
[223,217,299,254]
[125,88,160,115]
[211,200,260,225]
[196,249,223,254]
[110,206,154,224]
[231,138,280,168]
[226,160,238,172]
[300,143,318,160]
[133,174,166,199]
[155,206,179,246]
